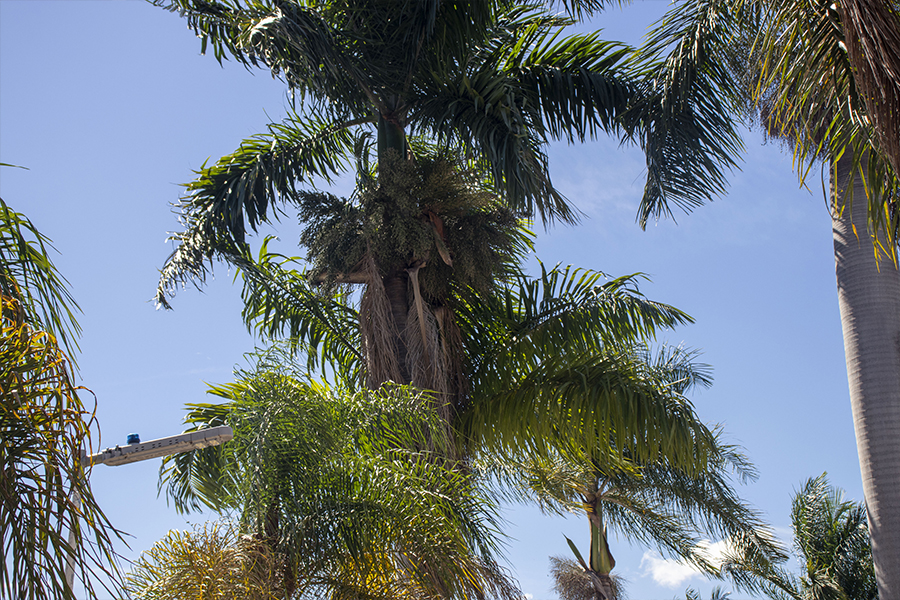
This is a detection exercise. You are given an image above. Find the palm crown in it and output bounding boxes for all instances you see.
[154,0,740,307]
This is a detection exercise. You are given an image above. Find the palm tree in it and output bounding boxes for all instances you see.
[634,2,900,594]
[151,0,740,398]
[723,474,877,600]
[154,351,522,600]
[492,346,781,600]
[157,264,780,599]
[0,188,120,600]
[232,252,723,472]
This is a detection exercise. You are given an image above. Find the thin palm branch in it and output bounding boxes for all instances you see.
[233,241,364,383]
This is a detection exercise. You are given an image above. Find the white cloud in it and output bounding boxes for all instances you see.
[524,594,534,600]
[639,551,700,588]
[639,538,739,588]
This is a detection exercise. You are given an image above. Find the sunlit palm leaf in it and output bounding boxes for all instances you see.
[721,475,876,600]
[0,196,81,358]
[0,295,120,600]
[158,357,520,600]
[463,351,715,472]
[459,264,693,400]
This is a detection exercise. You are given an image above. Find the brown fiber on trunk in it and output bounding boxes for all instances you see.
[383,271,411,383]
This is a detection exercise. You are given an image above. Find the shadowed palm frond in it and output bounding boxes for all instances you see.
[156,116,360,308]
[233,241,364,384]
[627,0,749,227]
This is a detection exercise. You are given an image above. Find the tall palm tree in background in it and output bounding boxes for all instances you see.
[636,2,900,594]
[723,474,877,600]
[0,174,120,599]
[501,346,781,600]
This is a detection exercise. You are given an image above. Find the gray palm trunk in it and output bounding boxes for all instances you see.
[833,153,900,598]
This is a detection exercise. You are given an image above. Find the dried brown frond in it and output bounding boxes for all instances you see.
[549,557,627,600]
[360,252,404,389]
[433,304,469,414]
[839,0,900,174]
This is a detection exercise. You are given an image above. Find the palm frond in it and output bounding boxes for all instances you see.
[753,0,900,253]
[158,357,521,600]
[126,521,287,600]
[463,351,715,473]
[0,196,81,359]
[235,242,364,384]
[156,115,358,308]
[496,24,634,144]
[415,69,575,224]
[627,0,748,227]
[459,265,693,400]
[0,295,121,599]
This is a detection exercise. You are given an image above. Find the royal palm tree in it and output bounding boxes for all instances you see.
[634,2,900,594]
[0,188,120,600]
[495,346,780,600]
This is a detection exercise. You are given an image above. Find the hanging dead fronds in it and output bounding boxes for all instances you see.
[549,557,627,600]
[433,304,469,413]
[360,252,404,389]
[839,0,900,175]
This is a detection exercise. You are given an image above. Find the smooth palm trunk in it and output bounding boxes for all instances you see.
[585,493,615,600]
[833,154,900,598]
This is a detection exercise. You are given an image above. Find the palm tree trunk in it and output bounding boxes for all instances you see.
[584,493,615,600]
[833,153,900,599]
[383,271,411,383]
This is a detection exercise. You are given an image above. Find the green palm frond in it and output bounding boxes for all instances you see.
[459,265,693,399]
[463,351,714,472]
[721,475,876,600]
[492,20,634,144]
[627,0,748,227]
[0,295,121,600]
[0,197,81,359]
[156,116,360,308]
[416,67,574,224]
[158,356,520,600]
[234,242,364,384]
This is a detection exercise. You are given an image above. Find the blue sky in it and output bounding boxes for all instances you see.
[0,1,861,598]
